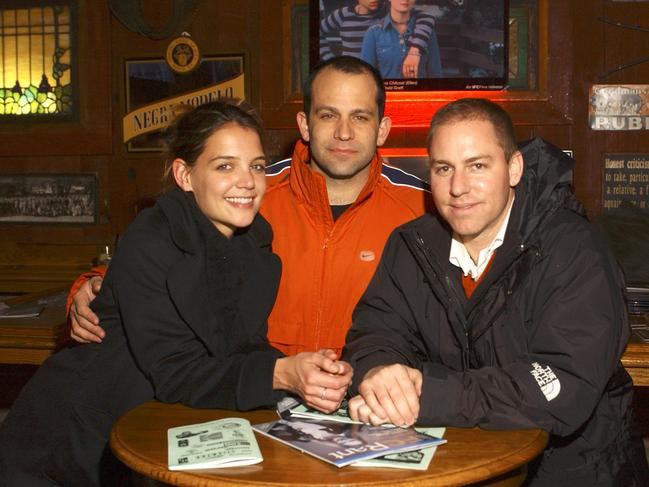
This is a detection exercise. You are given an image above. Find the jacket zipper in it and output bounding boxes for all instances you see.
[313,228,334,348]
[413,233,471,369]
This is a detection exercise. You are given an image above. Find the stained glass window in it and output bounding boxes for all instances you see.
[0,2,75,116]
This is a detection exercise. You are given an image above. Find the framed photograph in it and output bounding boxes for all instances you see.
[125,55,246,152]
[314,0,509,91]
[0,173,97,224]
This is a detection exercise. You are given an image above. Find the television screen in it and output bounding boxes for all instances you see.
[314,0,509,91]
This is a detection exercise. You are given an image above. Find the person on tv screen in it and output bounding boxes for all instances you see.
[320,0,437,78]
[360,0,442,79]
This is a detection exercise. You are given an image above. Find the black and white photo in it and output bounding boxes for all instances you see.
[0,173,96,224]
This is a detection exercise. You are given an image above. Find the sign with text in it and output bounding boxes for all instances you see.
[588,85,649,130]
[124,55,245,151]
[603,154,649,212]
[590,85,649,130]
[122,75,244,143]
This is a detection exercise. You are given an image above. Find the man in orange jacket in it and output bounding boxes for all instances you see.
[67,56,429,411]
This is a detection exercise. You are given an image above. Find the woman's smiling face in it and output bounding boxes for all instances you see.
[174,123,267,238]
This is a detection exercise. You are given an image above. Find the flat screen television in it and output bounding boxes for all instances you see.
[313,0,509,91]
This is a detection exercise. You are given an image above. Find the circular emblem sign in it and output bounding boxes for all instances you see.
[166,35,200,74]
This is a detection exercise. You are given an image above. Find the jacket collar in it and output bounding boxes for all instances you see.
[288,140,384,215]
[156,188,276,354]
[156,188,201,255]
[157,188,273,253]
[380,12,416,32]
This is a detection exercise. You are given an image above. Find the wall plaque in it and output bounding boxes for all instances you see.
[603,153,649,212]
[590,85,649,130]
[166,34,201,74]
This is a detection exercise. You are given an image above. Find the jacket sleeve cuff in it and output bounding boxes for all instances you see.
[423,361,450,379]
[237,351,286,410]
[65,266,108,317]
[417,363,461,425]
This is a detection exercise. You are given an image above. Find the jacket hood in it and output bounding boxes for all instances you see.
[515,138,586,242]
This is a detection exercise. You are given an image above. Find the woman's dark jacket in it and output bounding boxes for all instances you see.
[0,189,284,486]
[344,139,649,486]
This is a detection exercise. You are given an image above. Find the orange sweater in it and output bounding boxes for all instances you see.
[461,252,496,299]
[67,141,429,356]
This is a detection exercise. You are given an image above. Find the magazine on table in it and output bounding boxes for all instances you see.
[252,416,446,468]
[167,417,262,470]
[275,397,446,469]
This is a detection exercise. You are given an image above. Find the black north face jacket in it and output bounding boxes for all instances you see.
[344,138,649,486]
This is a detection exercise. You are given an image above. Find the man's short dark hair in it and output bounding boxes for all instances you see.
[426,98,518,161]
[303,56,386,120]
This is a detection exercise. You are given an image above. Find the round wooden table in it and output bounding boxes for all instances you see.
[110,401,548,487]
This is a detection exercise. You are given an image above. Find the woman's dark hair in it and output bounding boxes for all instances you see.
[162,99,266,189]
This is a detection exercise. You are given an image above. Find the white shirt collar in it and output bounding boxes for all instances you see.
[449,197,514,281]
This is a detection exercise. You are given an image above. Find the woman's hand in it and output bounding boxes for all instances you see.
[273,349,353,413]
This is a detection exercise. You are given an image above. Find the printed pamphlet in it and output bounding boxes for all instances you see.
[168,417,262,470]
[352,426,445,470]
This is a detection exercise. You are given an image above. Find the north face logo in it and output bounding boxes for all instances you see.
[530,362,561,401]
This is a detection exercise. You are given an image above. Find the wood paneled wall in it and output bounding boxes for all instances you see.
[0,0,647,292]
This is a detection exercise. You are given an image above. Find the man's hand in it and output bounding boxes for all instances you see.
[347,395,388,425]
[348,364,422,426]
[402,47,422,78]
[69,276,104,343]
[273,349,353,413]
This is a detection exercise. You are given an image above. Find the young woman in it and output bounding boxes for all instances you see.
[0,101,344,486]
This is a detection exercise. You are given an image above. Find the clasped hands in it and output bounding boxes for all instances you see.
[274,356,422,426]
[273,350,353,413]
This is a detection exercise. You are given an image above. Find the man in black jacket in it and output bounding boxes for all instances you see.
[344,98,649,485]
